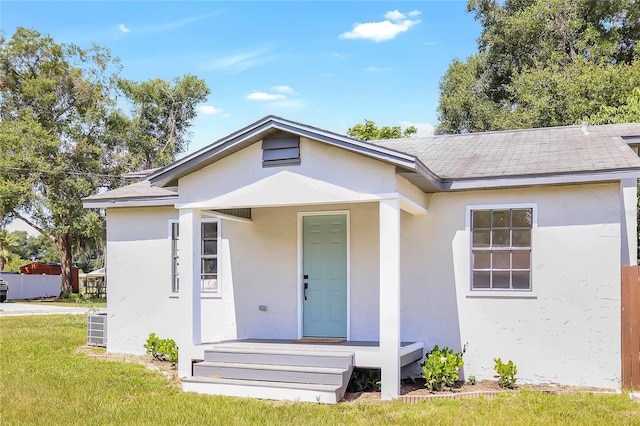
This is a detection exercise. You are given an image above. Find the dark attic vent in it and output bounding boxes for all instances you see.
[262,132,301,167]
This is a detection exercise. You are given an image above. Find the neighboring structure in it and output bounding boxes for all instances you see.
[20,262,79,293]
[79,267,106,297]
[83,116,640,402]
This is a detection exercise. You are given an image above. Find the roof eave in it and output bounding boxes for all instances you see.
[442,168,640,191]
[82,195,178,209]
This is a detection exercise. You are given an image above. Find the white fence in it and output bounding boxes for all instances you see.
[0,274,62,300]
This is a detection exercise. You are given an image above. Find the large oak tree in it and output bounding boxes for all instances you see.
[436,0,640,134]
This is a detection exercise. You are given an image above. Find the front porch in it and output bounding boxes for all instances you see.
[183,339,424,403]
[174,167,430,402]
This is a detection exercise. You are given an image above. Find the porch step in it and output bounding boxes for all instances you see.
[193,361,350,386]
[204,347,352,369]
[185,346,354,404]
[183,376,342,404]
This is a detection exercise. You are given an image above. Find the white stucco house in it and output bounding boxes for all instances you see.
[83,116,640,403]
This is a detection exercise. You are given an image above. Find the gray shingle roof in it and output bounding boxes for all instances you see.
[84,121,640,206]
[85,180,177,201]
[371,123,640,180]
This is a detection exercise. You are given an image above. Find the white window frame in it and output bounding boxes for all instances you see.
[168,217,221,297]
[169,219,180,294]
[466,203,536,293]
[200,218,220,295]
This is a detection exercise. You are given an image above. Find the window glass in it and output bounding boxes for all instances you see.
[471,208,532,291]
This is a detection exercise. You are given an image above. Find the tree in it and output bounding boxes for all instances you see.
[0,27,125,292]
[117,76,210,169]
[436,0,640,134]
[347,120,417,141]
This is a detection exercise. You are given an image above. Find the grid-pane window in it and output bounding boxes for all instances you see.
[171,222,179,293]
[170,220,220,294]
[471,208,532,290]
[201,221,218,293]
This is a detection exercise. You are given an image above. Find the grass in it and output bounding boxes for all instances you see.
[1,315,640,425]
[11,297,107,308]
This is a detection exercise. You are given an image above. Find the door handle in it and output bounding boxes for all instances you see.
[304,283,308,300]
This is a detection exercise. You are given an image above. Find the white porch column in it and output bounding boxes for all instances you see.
[379,198,401,400]
[620,179,638,265]
[177,208,202,378]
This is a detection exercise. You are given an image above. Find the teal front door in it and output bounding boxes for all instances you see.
[302,214,348,338]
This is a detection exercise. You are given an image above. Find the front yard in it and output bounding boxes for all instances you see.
[1,315,639,425]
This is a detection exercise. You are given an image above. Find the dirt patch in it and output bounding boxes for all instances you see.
[343,378,617,403]
[76,346,180,388]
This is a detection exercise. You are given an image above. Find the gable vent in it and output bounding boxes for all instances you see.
[262,133,301,167]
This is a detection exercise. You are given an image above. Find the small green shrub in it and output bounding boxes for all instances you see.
[144,333,179,366]
[494,358,517,389]
[468,375,476,385]
[421,345,466,391]
[346,368,381,392]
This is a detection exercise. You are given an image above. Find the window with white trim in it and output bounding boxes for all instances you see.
[169,219,220,294]
[201,221,219,293]
[171,221,179,293]
[471,208,532,291]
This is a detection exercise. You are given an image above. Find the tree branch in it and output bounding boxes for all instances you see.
[15,214,54,242]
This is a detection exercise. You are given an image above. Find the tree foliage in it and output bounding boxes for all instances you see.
[117,76,210,169]
[436,0,640,134]
[347,119,417,141]
[0,28,210,291]
[0,27,124,291]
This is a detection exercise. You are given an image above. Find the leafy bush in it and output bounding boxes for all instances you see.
[346,368,381,392]
[144,333,179,366]
[468,375,476,385]
[493,358,517,389]
[421,345,466,391]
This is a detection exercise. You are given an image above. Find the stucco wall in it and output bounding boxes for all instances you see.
[178,138,397,204]
[400,183,621,389]
[106,207,180,354]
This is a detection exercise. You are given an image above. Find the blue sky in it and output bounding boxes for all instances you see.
[1,1,481,156]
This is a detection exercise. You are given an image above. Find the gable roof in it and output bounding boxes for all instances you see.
[147,115,437,189]
[84,117,640,208]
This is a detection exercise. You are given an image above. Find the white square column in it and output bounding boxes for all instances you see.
[177,208,202,378]
[620,179,638,265]
[379,198,401,400]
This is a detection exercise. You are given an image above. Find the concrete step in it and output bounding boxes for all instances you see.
[183,376,342,404]
[193,361,349,386]
[203,347,353,369]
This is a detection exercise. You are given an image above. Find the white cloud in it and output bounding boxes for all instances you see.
[384,10,406,22]
[197,105,224,115]
[408,10,422,18]
[339,10,421,42]
[270,85,295,94]
[425,41,438,46]
[203,48,276,73]
[332,52,347,59]
[365,65,391,72]
[144,13,219,34]
[401,121,435,137]
[246,92,286,101]
[118,24,131,33]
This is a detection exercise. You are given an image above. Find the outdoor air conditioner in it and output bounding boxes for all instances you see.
[87,313,107,347]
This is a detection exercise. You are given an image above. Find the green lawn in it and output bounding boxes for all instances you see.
[11,297,107,308]
[1,315,639,425]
